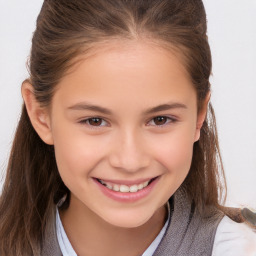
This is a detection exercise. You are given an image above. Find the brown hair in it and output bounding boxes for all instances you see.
[0,0,228,254]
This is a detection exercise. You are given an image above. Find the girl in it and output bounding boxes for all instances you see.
[0,0,255,255]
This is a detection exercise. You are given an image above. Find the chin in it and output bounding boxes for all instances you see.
[99,208,155,229]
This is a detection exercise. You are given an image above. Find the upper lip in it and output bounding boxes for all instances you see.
[94,176,158,186]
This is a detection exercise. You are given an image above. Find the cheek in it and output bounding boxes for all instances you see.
[151,128,195,173]
[51,122,106,180]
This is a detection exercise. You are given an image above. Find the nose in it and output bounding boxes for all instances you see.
[108,129,150,173]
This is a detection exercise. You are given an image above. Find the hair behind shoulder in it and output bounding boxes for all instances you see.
[0,0,229,254]
[0,104,65,255]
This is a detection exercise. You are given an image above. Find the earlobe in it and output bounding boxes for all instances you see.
[22,81,54,145]
[194,92,211,142]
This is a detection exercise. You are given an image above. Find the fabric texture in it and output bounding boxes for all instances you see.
[152,189,224,255]
[41,209,62,256]
[41,189,224,256]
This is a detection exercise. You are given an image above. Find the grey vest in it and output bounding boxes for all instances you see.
[42,189,224,256]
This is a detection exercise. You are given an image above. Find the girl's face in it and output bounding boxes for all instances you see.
[41,42,205,228]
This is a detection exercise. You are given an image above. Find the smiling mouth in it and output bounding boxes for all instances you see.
[96,177,157,193]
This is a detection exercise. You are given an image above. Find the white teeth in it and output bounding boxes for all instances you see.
[98,178,152,193]
[113,184,119,191]
[120,185,130,192]
[129,185,138,193]
[106,184,112,190]
[143,181,149,187]
[138,184,144,190]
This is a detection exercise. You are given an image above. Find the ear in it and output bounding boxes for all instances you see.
[194,92,211,142]
[22,81,54,145]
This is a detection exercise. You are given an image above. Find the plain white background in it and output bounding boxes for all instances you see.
[0,0,255,209]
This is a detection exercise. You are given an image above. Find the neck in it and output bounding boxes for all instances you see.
[60,195,167,256]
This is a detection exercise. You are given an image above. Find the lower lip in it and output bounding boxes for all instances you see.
[93,177,160,203]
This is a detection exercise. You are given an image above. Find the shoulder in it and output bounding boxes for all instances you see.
[212,215,256,256]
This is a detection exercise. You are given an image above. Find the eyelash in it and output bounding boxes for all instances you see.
[147,116,176,127]
[78,116,177,129]
[79,117,108,128]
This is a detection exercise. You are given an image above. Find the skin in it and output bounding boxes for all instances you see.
[23,41,209,256]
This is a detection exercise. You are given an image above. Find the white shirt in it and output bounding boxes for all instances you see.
[56,211,256,256]
[212,216,256,256]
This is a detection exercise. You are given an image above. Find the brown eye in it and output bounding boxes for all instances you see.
[153,116,168,125]
[88,118,103,126]
[79,117,108,128]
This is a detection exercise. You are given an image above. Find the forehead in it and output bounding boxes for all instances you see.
[53,41,196,109]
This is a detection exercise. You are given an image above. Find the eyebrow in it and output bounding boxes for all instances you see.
[67,101,187,115]
[68,102,113,115]
[144,102,187,115]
